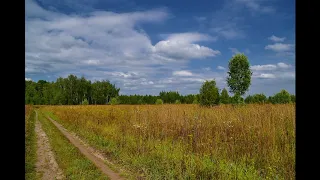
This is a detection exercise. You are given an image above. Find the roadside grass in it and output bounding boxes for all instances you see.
[37,110,109,180]
[25,105,38,180]
[41,104,295,180]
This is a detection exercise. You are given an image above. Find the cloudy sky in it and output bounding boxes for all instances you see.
[25,0,295,96]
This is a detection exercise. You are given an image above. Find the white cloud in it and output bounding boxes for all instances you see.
[253,73,276,79]
[25,78,33,81]
[217,66,226,70]
[277,62,291,69]
[251,64,277,71]
[141,81,154,85]
[173,70,193,76]
[251,62,292,71]
[265,43,294,52]
[153,32,220,59]
[203,67,211,71]
[268,35,286,42]
[25,0,221,94]
[25,0,294,96]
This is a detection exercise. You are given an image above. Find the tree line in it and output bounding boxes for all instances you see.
[25,75,119,105]
[25,54,295,105]
[25,77,294,105]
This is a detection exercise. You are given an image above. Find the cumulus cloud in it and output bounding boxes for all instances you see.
[153,32,220,59]
[25,78,33,81]
[251,62,292,71]
[251,64,277,71]
[253,73,276,79]
[25,0,221,95]
[173,70,193,76]
[268,35,286,42]
[277,62,291,69]
[251,62,294,84]
[265,43,294,52]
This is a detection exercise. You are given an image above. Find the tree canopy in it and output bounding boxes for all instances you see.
[227,54,252,96]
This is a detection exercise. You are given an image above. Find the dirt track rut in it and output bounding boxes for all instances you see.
[35,111,64,180]
[46,115,125,180]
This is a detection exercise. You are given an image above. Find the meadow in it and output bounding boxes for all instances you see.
[25,105,37,179]
[40,104,295,179]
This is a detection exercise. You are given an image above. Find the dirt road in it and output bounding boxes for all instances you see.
[35,111,64,180]
[46,115,125,180]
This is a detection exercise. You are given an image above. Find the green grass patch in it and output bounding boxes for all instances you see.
[25,108,38,180]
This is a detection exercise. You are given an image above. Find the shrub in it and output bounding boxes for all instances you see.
[155,99,163,105]
[81,98,89,105]
[110,97,119,105]
[192,99,199,104]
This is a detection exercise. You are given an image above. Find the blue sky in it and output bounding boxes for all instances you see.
[25,0,295,96]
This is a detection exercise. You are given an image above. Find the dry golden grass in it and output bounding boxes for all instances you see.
[41,104,295,179]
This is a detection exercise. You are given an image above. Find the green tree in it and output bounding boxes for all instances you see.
[230,94,244,104]
[199,80,220,106]
[175,100,181,104]
[226,54,252,101]
[155,99,163,105]
[220,88,230,104]
[290,94,295,103]
[245,94,267,104]
[270,90,291,104]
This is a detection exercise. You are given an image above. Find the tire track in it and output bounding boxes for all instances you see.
[45,115,125,180]
[35,111,64,180]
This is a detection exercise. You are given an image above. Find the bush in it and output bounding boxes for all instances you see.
[192,99,199,104]
[155,99,163,105]
[81,98,89,105]
[175,100,181,104]
[110,97,119,105]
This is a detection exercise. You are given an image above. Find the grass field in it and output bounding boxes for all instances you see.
[39,104,295,179]
[25,105,38,180]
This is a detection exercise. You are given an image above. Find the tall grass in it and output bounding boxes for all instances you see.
[25,105,37,179]
[41,104,295,179]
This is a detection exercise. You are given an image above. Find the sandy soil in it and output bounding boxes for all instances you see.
[35,111,64,180]
[46,116,125,180]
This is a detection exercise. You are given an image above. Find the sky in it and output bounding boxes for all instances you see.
[25,0,295,96]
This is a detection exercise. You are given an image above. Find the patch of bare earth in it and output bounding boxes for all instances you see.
[46,116,125,180]
[35,112,64,180]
